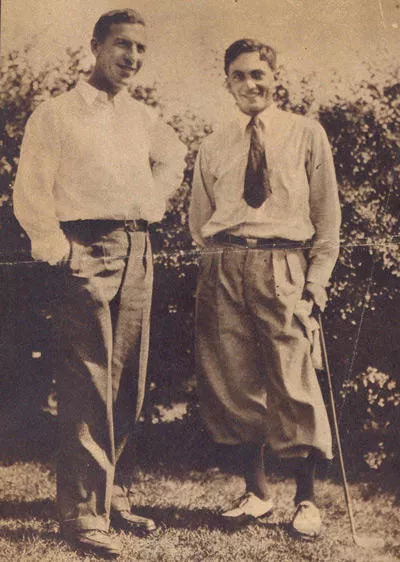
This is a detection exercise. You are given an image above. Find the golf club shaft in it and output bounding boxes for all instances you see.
[318,313,358,543]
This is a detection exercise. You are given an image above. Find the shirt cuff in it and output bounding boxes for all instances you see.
[140,194,167,223]
[31,231,71,265]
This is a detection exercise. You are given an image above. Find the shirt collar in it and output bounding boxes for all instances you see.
[77,80,129,107]
[236,102,277,135]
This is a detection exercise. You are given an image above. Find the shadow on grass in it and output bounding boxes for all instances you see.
[0,525,59,544]
[0,497,289,538]
[132,504,224,531]
[0,497,289,537]
[0,498,57,521]
[128,504,289,535]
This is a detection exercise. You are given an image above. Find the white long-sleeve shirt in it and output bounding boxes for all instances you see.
[189,103,341,287]
[13,81,186,265]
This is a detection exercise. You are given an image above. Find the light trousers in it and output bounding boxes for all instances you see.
[51,222,152,533]
[195,246,332,459]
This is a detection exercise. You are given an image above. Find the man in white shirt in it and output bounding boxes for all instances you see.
[189,39,341,540]
[14,9,185,558]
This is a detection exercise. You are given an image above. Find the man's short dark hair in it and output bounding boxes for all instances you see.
[93,9,146,44]
[224,39,277,75]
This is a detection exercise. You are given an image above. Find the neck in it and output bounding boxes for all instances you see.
[88,71,121,99]
[248,105,273,118]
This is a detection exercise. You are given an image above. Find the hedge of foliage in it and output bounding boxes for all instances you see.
[0,47,399,473]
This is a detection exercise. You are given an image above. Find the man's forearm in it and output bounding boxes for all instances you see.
[12,102,68,265]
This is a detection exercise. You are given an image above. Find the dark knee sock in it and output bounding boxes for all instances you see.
[294,451,317,505]
[242,444,270,501]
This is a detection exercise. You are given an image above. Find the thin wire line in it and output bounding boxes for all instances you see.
[337,175,397,422]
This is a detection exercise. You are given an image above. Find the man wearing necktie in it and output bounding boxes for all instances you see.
[14,9,185,558]
[189,39,341,540]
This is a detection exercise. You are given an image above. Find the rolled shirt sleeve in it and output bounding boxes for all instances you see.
[306,123,341,288]
[189,143,216,248]
[13,102,70,265]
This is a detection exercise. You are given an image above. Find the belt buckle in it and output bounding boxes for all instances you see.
[245,238,259,249]
[124,219,137,232]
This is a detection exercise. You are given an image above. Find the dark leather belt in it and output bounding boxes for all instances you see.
[212,232,310,249]
[60,219,148,234]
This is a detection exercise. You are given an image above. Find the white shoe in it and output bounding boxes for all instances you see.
[221,492,274,527]
[290,500,322,540]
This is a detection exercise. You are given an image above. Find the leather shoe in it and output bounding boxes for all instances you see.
[290,500,322,540]
[111,509,156,534]
[63,529,122,558]
[221,492,274,528]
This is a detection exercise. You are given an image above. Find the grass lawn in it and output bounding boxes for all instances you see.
[1,462,400,562]
[0,410,399,561]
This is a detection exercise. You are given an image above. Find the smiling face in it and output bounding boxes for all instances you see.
[90,22,147,96]
[226,51,275,116]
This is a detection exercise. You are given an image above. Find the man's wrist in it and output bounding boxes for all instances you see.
[55,244,72,267]
[31,233,71,266]
[303,281,328,312]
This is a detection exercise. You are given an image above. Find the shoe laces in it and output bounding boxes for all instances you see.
[296,500,314,512]
[232,492,253,509]
[82,530,109,538]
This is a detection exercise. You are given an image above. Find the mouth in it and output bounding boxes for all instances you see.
[243,90,263,99]
[118,65,137,75]
[243,94,261,103]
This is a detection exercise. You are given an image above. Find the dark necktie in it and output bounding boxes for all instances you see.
[244,116,271,208]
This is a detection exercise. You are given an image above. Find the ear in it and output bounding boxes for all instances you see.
[224,76,232,94]
[91,38,101,57]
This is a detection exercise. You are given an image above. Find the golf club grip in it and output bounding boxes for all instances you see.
[318,313,358,540]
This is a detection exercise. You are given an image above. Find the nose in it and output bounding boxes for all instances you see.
[131,44,140,58]
[124,44,140,65]
[244,76,257,90]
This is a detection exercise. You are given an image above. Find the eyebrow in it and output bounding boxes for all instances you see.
[114,36,147,49]
[231,69,267,76]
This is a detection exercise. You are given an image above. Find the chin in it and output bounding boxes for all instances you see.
[242,104,263,115]
[119,78,131,88]
[253,102,271,113]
